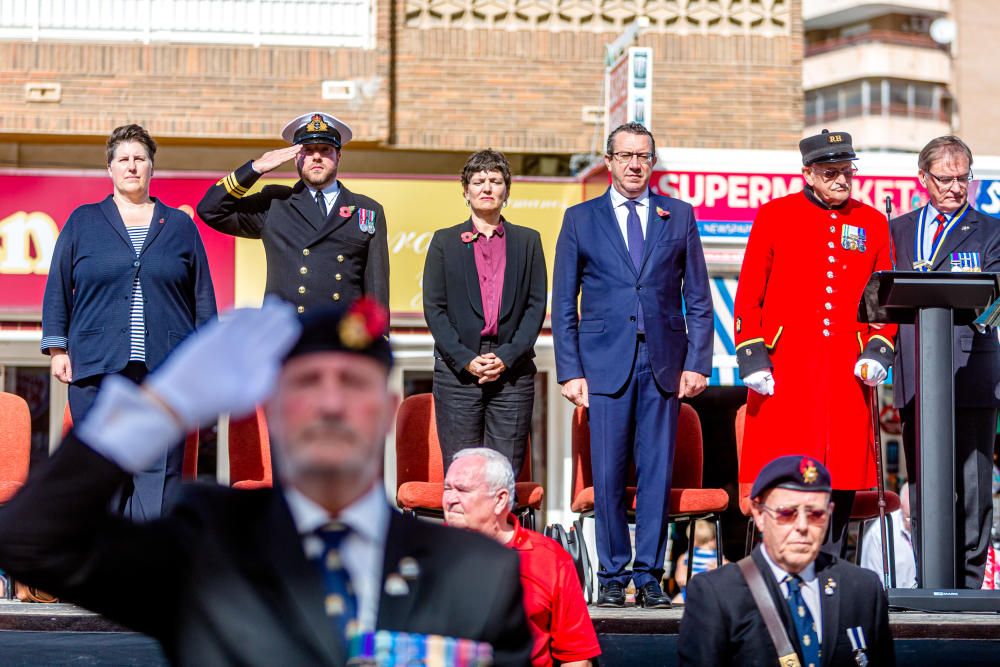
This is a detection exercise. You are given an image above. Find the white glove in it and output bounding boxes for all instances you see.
[147,298,302,430]
[742,369,775,396]
[854,359,887,386]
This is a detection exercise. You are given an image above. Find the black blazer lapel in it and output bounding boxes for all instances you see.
[460,219,485,319]
[311,185,359,245]
[892,212,918,269]
[498,220,520,321]
[595,191,637,276]
[137,199,169,254]
[288,183,324,231]
[256,490,344,665]
[97,196,137,250]
[931,209,981,271]
[816,555,840,667]
[376,512,430,629]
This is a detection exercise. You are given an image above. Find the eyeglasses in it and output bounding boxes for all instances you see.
[756,503,831,525]
[926,171,973,188]
[812,165,858,180]
[609,151,654,165]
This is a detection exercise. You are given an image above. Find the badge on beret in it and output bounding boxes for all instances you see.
[799,457,819,484]
[358,208,376,234]
[307,114,330,133]
[338,297,390,350]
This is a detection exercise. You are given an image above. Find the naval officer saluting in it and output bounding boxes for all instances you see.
[198,112,389,313]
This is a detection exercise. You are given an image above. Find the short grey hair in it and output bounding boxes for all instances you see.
[452,447,516,512]
[606,122,656,158]
[918,135,973,172]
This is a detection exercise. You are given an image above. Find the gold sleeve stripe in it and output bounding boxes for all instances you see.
[870,334,895,351]
[765,326,784,350]
[217,172,248,198]
[735,337,765,351]
[856,332,864,352]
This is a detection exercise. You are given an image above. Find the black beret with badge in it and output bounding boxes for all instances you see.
[750,454,832,499]
[281,112,353,149]
[285,297,392,369]
[799,129,857,166]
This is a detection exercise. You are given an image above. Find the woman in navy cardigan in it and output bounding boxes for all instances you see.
[41,124,216,521]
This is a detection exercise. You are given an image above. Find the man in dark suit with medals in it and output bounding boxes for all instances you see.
[0,298,530,666]
[678,455,895,667]
[890,135,1000,588]
[198,112,389,313]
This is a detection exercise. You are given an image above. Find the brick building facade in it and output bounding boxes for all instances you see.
[0,0,802,174]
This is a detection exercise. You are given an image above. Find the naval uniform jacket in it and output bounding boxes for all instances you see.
[197,161,389,311]
[677,546,895,667]
[733,189,898,490]
[890,206,1000,410]
[0,434,531,667]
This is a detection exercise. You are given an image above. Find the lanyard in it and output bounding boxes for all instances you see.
[913,203,969,271]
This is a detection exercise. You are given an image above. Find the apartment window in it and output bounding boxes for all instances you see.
[807,78,948,125]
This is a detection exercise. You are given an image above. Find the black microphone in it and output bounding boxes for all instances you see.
[884,196,896,270]
[884,195,892,220]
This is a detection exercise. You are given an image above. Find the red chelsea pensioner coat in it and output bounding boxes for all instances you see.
[733,190,898,490]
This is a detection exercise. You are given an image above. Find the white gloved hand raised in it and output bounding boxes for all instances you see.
[854,358,887,387]
[147,298,302,430]
[742,369,775,396]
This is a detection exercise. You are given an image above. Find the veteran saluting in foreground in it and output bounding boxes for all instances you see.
[733,130,898,555]
[198,113,389,312]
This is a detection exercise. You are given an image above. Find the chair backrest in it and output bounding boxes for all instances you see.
[734,404,753,515]
[229,407,272,489]
[571,402,703,503]
[0,392,31,502]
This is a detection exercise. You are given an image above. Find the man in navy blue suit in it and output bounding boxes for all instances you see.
[552,122,714,607]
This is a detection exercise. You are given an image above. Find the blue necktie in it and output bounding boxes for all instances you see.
[313,522,358,641]
[625,200,645,333]
[784,575,821,667]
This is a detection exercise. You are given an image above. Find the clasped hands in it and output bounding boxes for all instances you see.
[466,353,506,385]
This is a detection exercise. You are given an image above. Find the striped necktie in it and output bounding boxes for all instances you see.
[931,212,947,245]
[784,574,821,667]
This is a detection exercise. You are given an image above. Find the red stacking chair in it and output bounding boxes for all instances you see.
[228,407,272,490]
[63,402,200,480]
[394,393,544,529]
[570,403,730,593]
[0,392,31,504]
[735,404,901,566]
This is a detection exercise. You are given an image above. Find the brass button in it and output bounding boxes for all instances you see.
[824,302,832,310]
[828,256,835,263]
[337,255,345,263]
[828,241,835,249]
[823,318,830,326]
[825,286,833,294]
[335,273,342,281]
[332,293,341,301]
[827,271,834,279]
[303,248,310,256]
[830,213,838,219]
[296,305,305,314]
[298,286,306,294]
[822,329,830,337]
[300,267,308,275]
[829,226,836,233]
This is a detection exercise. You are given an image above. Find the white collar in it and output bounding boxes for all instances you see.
[609,186,650,208]
[306,182,341,199]
[760,543,817,585]
[284,482,389,544]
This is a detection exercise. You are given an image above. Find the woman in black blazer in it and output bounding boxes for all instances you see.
[41,124,216,520]
[423,150,547,475]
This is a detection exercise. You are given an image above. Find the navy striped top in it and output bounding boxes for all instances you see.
[126,225,148,362]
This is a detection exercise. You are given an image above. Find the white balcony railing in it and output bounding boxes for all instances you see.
[0,0,375,49]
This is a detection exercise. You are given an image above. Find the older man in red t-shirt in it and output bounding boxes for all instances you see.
[444,448,601,667]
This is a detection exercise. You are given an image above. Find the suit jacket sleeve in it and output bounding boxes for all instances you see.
[677,571,730,666]
[423,230,479,372]
[733,205,776,377]
[193,226,218,326]
[552,207,585,383]
[682,207,715,375]
[365,201,390,307]
[495,231,547,369]
[40,212,77,352]
[196,161,269,239]
[0,433,190,637]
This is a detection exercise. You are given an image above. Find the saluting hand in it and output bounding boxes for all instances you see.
[251,145,302,175]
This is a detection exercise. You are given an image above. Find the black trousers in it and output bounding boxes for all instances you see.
[901,402,996,588]
[432,340,535,478]
[68,362,184,523]
[822,490,856,557]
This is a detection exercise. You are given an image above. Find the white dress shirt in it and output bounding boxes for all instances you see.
[609,186,649,250]
[306,183,341,214]
[760,544,823,636]
[285,483,389,633]
[921,203,947,260]
[860,510,917,589]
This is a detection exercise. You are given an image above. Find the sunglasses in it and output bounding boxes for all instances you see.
[756,503,831,525]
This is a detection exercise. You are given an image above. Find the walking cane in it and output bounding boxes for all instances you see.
[866,379,892,590]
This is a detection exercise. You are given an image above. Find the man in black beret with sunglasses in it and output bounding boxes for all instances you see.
[678,454,894,667]
[0,298,530,666]
[198,112,389,313]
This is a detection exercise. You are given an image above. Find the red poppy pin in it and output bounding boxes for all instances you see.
[461,230,480,246]
[656,206,670,219]
[339,205,356,218]
[339,296,389,350]
[158,218,165,225]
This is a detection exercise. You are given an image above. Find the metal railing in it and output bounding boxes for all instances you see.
[0,0,375,48]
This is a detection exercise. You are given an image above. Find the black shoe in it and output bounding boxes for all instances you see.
[635,581,671,609]
[595,581,626,607]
